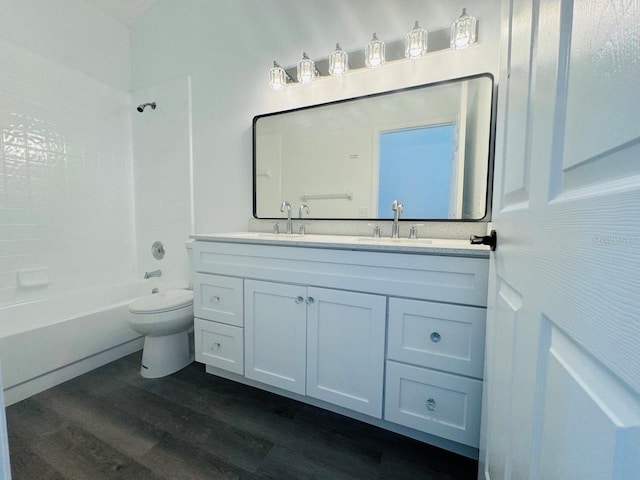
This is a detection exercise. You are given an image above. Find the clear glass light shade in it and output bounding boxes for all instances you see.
[451,8,477,49]
[365,33,385,69]
[405,21,428,59]
[328,43,349,77]
[297,52,316,84]
[269,62,287,91]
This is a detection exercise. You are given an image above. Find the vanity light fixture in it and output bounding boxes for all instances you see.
[328,43,349,77]
[450,8,477,49]
[365,33,385,69]
[269,61,294,91]
[297,52,320,84]
[405,21,428,59]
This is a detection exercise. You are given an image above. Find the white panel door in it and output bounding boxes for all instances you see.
[306,287,386,418]
[244,280,307,395]
[481,1,640,479]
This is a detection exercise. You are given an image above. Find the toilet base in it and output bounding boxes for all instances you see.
[140,329,194,378]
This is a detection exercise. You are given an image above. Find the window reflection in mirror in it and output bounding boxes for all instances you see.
[253,74,494,221]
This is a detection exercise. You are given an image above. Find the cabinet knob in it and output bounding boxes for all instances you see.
[430,332,442,343]
[426,398,437,412]
[306,296,315,305]
[295,296,304,304]
[212,342,221,350]
[210,295,220,304]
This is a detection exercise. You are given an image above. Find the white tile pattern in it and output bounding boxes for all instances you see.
[0,39,135,306]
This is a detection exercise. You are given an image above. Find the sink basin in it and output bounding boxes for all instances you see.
[223,232,303,239]
[356,237,433,245]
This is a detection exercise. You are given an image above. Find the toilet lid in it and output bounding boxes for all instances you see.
[129,290,194,314]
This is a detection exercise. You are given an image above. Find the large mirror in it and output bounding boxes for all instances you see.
[253,74,494,221]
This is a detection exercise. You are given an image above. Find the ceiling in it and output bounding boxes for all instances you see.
[83,0,155,27]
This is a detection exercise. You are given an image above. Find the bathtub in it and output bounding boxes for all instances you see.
[0,282,153,406]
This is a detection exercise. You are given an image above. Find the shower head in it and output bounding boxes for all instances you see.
[137,101,156,112]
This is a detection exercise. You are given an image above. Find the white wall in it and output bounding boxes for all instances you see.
[130,0,501,234]
[132,76,193,290]
[0,0,131,90]
[0,2,135,307]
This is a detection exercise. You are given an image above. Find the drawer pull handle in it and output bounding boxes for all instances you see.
[306,296,315,305]
[430,332,442,343]
[295,296,304,304]
[426,398,437,412]
[210,295,220,304]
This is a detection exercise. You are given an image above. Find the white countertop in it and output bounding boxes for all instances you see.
[191,232,490,258]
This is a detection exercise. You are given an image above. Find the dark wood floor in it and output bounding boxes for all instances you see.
[6,352,478,479]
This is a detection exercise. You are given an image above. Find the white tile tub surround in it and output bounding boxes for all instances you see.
[0,38,136,307]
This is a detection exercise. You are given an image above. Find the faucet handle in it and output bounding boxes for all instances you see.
[298,223,307,235]
[409,224,424,239]
[368,224,381,238]
[272,222,280,234]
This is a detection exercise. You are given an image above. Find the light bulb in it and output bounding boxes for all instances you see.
[405,21,428,59]
[451,8,477,49]
[269,61,287,91]
[329,43,349,77]
[365,33,385,69]
[297,52,316,84]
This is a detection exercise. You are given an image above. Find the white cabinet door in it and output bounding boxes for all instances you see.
[244,279,307,395]
[306,287,386,418]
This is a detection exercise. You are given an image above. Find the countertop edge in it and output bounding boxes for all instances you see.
[190,234,490,258]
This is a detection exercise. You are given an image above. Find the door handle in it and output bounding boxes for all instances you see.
[470,230,497,251]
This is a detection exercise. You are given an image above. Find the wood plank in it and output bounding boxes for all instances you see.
[6,352,478,479]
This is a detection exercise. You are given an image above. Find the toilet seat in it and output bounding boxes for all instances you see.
[129,290,193,314]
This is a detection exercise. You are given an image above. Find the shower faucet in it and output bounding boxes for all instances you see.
[144,270,162,279]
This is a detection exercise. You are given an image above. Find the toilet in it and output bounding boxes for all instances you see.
[128,289,194,378]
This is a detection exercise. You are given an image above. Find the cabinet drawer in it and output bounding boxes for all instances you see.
[387,298,486,378]
[193,273,243,326]
[385,361,482,448]
[194,318,244,375]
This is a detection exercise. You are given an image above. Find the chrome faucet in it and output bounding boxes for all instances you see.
[280,201,292,234]
[391,199,404,238]
[144,269,162,279]
[298,203,310,219]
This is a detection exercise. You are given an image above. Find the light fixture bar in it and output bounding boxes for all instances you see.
[271,25,468,89]
[280,29,452,80]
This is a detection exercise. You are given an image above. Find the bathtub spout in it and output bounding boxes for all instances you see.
[144,270,162,279]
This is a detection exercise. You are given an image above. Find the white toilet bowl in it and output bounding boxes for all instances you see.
[128,289,194,378]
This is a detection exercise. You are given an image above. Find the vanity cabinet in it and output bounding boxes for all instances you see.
[191,238,489,458]
[245,280,386,417]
